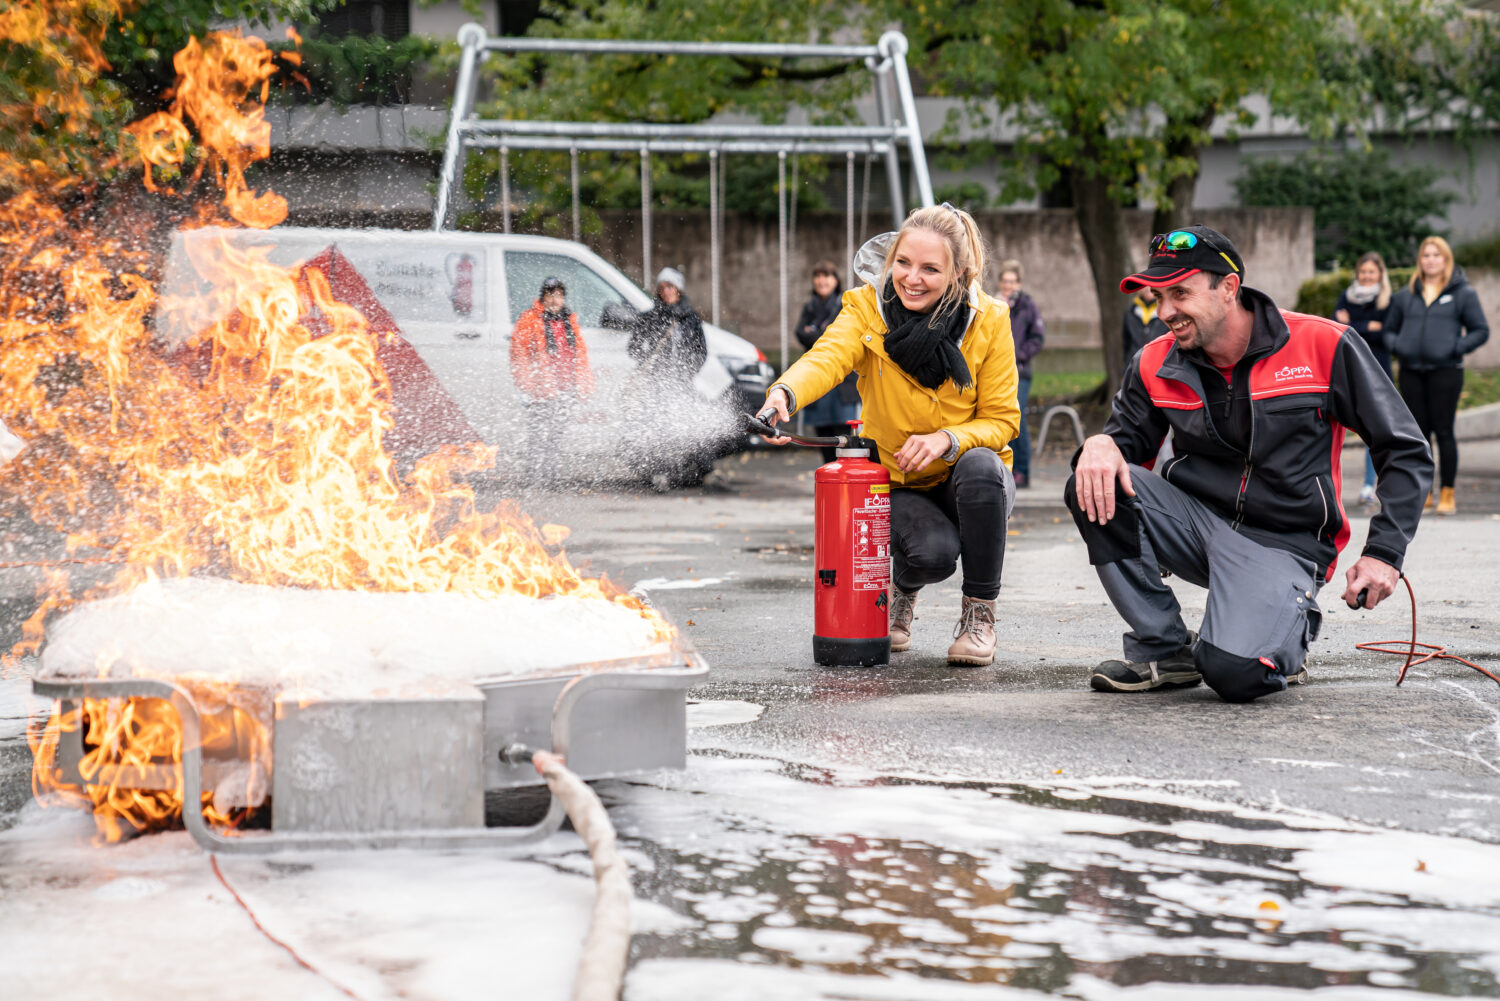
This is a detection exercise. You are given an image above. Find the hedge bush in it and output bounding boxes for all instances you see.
[1295,267,1417,317]
[1235,149,1457,269]
[1456,235,1500,270]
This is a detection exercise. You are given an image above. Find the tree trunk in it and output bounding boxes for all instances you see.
[1151,108,1215,234]
[1067,163,1136,397]
[1151,167,1199,235]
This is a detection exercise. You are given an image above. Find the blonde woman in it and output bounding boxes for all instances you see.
[761,204,1020,666]
[1386,237,1491,515]
[1333,252,1393,506]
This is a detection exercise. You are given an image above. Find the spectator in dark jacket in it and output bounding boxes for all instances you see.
[998,259,1044,487]
[626,268,712,491]
[1386,236,1490,516]
[1122,286,1167,362]
[793,260,859,460]
[1333,252,1393,507]
[629,267,708,385]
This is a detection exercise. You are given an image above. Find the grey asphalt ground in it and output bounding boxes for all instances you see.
[3,432,1498,998]
[486,436,1500,845]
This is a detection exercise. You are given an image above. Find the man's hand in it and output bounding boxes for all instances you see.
[894,432,951,474]
[758,388,794,445]
[1074,434,1135,524]
[1342,555,1400,610]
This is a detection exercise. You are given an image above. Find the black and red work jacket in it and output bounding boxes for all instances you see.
[1101,285,1433,581]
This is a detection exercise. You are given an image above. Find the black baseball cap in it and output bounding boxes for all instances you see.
[1119,226,1245,293]
[540,276,566,295]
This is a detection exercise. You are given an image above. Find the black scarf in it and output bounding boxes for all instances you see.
[880,277,972,390]
[541,310,575,352]
[653,294,696,321]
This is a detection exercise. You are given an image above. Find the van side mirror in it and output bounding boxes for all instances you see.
[600,302,639,331]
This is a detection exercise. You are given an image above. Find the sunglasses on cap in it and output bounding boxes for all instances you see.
[1149,230,1199,253]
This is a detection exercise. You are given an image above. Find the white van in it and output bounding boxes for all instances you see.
[157,227,775,485]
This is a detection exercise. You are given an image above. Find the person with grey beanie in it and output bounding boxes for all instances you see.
[629,267,707,384]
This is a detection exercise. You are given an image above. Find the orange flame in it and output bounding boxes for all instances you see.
[122,31,286,227]
[11,26,670,841]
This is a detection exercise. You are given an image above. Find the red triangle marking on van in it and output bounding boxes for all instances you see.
[301,246,483,460]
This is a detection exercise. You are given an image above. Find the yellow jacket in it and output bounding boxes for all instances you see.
[774,280,1020,489]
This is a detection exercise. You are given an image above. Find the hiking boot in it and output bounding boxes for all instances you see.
[1436,486,1456,516]
[1089,632,1201,692]
[889,587,917,653]
[947,596,997,667]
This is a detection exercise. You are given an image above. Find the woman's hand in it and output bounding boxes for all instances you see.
[1334,309,1350,324]
[1367,320,1382,331]
[894,431,951,474]
[758,387,794,445]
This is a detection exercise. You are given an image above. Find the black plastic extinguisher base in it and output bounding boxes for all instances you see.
[813,635,891,668]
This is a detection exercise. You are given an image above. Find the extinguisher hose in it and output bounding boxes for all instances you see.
[744,412,848,448]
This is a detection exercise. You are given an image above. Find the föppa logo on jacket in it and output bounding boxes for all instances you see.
[1274,364,1315,382]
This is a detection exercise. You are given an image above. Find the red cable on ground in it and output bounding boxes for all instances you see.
[0,557,122,569]
[210,854,369,1001]
[1357,576,1500,689]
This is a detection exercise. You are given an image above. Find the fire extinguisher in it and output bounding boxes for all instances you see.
[747,414,891,667]
[447,253,474,317]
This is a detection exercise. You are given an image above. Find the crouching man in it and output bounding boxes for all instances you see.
[1066,226,1433,702]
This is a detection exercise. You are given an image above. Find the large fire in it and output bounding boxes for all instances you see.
[7,17,667,841]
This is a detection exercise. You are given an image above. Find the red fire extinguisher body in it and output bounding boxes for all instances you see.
[813,453,892,666]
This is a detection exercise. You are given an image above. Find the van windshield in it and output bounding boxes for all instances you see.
[505,251,629,329]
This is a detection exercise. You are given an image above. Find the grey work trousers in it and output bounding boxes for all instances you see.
[1065,465,1322,702]
[892,447,1015,601]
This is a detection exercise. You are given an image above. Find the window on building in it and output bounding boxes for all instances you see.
[497,1,544,36]
[318,1,411,40]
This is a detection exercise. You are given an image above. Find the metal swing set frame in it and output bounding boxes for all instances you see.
[431,24,935,373]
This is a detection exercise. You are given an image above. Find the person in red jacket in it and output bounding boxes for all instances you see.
[509,276,594,481]
[1067,226,1432,703]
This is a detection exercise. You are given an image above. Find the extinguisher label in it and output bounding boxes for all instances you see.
[851,493,891,591]
[869,484,889,494]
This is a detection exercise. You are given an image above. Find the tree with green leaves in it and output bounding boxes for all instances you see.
[896,0,1497,392]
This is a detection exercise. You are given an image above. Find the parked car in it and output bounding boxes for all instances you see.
[156,227,775,485]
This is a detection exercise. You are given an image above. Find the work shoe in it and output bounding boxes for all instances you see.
[889,587,918,653]
[1089,632,1201,692]
[1436,486,1456,516]
[1425,489,1436,510]
[947,596,997,667]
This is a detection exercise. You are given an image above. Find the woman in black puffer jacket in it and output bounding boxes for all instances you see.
[1386,236,1490,515]
[1334,252,1393,507]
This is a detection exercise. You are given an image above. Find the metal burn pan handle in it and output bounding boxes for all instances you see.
[31,650,708,853]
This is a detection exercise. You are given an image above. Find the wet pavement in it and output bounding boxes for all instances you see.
[3,443,1500,998]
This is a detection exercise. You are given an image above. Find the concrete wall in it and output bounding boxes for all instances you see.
[582,207,1314,355]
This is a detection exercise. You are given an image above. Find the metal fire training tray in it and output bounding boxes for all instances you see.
[31,640,707,853]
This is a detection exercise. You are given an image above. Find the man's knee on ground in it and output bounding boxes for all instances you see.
[1195,639,1282,704]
